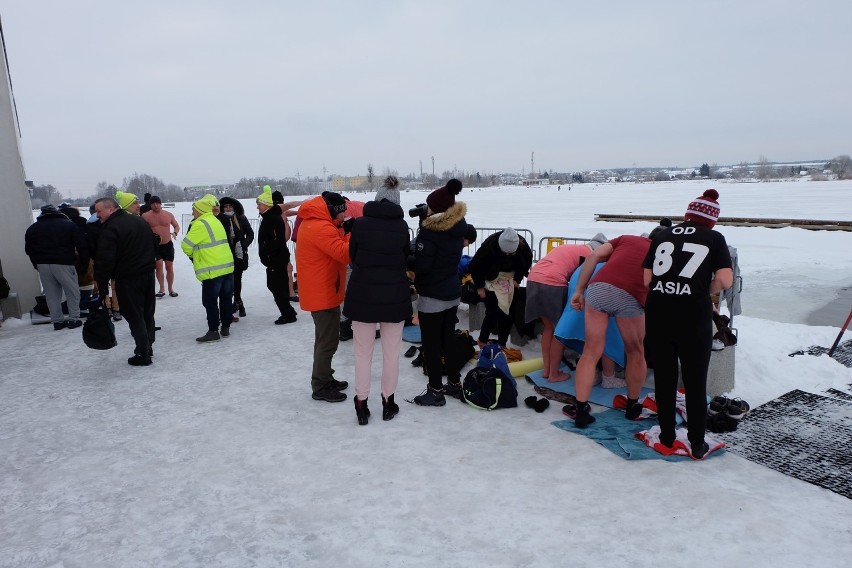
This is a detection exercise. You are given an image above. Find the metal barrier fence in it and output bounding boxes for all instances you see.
[536,236,590,259]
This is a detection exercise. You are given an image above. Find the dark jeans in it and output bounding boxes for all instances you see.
[646,302,713,448]
[116,273,156,357]
[479,291,513,347]
[201,273,234,331]
[311,307,341,392]
[267,267,296,318]
[419,306,459,390]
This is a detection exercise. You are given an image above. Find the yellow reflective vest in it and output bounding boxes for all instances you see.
[181,213,234,281]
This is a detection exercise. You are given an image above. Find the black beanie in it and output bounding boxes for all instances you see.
[322,191,347,216]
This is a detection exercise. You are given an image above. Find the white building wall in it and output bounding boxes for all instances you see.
[0,33,41,319]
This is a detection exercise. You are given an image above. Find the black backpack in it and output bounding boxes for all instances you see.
[461,366,518,410]
[83,309,118,350]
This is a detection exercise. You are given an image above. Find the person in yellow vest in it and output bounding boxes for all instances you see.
[181,194,235,342]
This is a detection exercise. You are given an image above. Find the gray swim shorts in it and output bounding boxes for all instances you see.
[584,282,644,318]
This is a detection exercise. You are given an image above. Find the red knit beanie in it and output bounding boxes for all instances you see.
[685,189,720,228]
[426,179,462,214]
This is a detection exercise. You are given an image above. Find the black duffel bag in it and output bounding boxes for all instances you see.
[83,308,118,350]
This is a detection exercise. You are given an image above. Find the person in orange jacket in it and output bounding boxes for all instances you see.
[296,191,352,403]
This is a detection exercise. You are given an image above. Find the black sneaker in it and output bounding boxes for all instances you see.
[312,384,347,402]
[275,315,297,325]
[53,321,68,330]
[414,387,446,407]
[196,330,220,342]
[708,396,730,416]
[726,398,750,420]
[329,377,349,391]
[66,319,83,329]
[444,380,463,400]
[128,354,152,366]
[220,327,230,337]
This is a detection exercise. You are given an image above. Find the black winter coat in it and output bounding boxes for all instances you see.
[257,205,289,269]
[94,209,156,290]
[217,197,255,269]
[343,200,413,323]
[411,201,468,301]
[469,232,533,288]
[25,211,89,268]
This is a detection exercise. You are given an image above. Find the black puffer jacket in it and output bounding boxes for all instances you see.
[411,201,468,301]
[25,210,89,268]
[343,200,413,323]
[469,231,533,288]
[94,209,156,290]
[217,197,255,268]
[257,204,288,269]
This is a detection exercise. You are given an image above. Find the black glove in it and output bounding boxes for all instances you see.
[342,218,354,234]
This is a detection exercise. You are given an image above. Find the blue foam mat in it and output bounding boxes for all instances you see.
[402,325,421,343]
[552,411,724,461]
[525,368,652,409]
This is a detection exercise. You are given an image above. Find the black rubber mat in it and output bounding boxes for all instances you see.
[720,389,852,500]
[789,339,852,368]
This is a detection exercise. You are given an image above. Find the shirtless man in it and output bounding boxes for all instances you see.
[142,195,180,297]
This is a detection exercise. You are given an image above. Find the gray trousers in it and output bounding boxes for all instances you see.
[37,264,80,322]
[311,307,341,392]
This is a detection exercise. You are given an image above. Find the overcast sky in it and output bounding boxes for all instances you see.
[2,1,850,197]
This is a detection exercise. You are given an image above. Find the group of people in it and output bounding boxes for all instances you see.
[25,181,733,454]
[523,189,732,458]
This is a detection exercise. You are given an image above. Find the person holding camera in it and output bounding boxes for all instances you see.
[410,179,469,406]
[296,191,352,403]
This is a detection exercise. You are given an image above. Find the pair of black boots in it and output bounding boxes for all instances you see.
[354,394,399,425]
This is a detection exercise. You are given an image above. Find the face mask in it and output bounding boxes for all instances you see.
[224,211,235,217]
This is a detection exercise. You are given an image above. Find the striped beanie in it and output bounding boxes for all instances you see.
[685,189,720,228]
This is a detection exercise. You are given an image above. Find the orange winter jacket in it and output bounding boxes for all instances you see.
[295,196,351,312]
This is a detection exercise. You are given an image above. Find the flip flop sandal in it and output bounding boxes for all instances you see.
[155,292,166,298]
[169,292,179,297]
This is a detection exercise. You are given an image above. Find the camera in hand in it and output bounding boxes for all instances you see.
[408,203,428,219]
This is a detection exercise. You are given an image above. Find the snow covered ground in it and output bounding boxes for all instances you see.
[1,180,851,567]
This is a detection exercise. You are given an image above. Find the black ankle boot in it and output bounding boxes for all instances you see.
[382,393,399,421]
[625,397,642,420]
[354,396,370,425]
[574,401,596,428]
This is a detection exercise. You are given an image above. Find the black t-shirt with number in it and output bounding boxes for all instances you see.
[642,221,732,308]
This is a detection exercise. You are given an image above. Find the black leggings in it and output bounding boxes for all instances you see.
[479,291,513,347]
[646,303,713,447]
[418,307,459,390]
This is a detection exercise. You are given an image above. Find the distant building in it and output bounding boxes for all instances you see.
[519,178,550,187]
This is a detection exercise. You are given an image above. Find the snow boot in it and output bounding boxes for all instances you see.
[382,393,399,421]
[354,397,370,425]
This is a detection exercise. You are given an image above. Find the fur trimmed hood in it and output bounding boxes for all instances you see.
[218,196,245,216]
[421,201,467,233]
